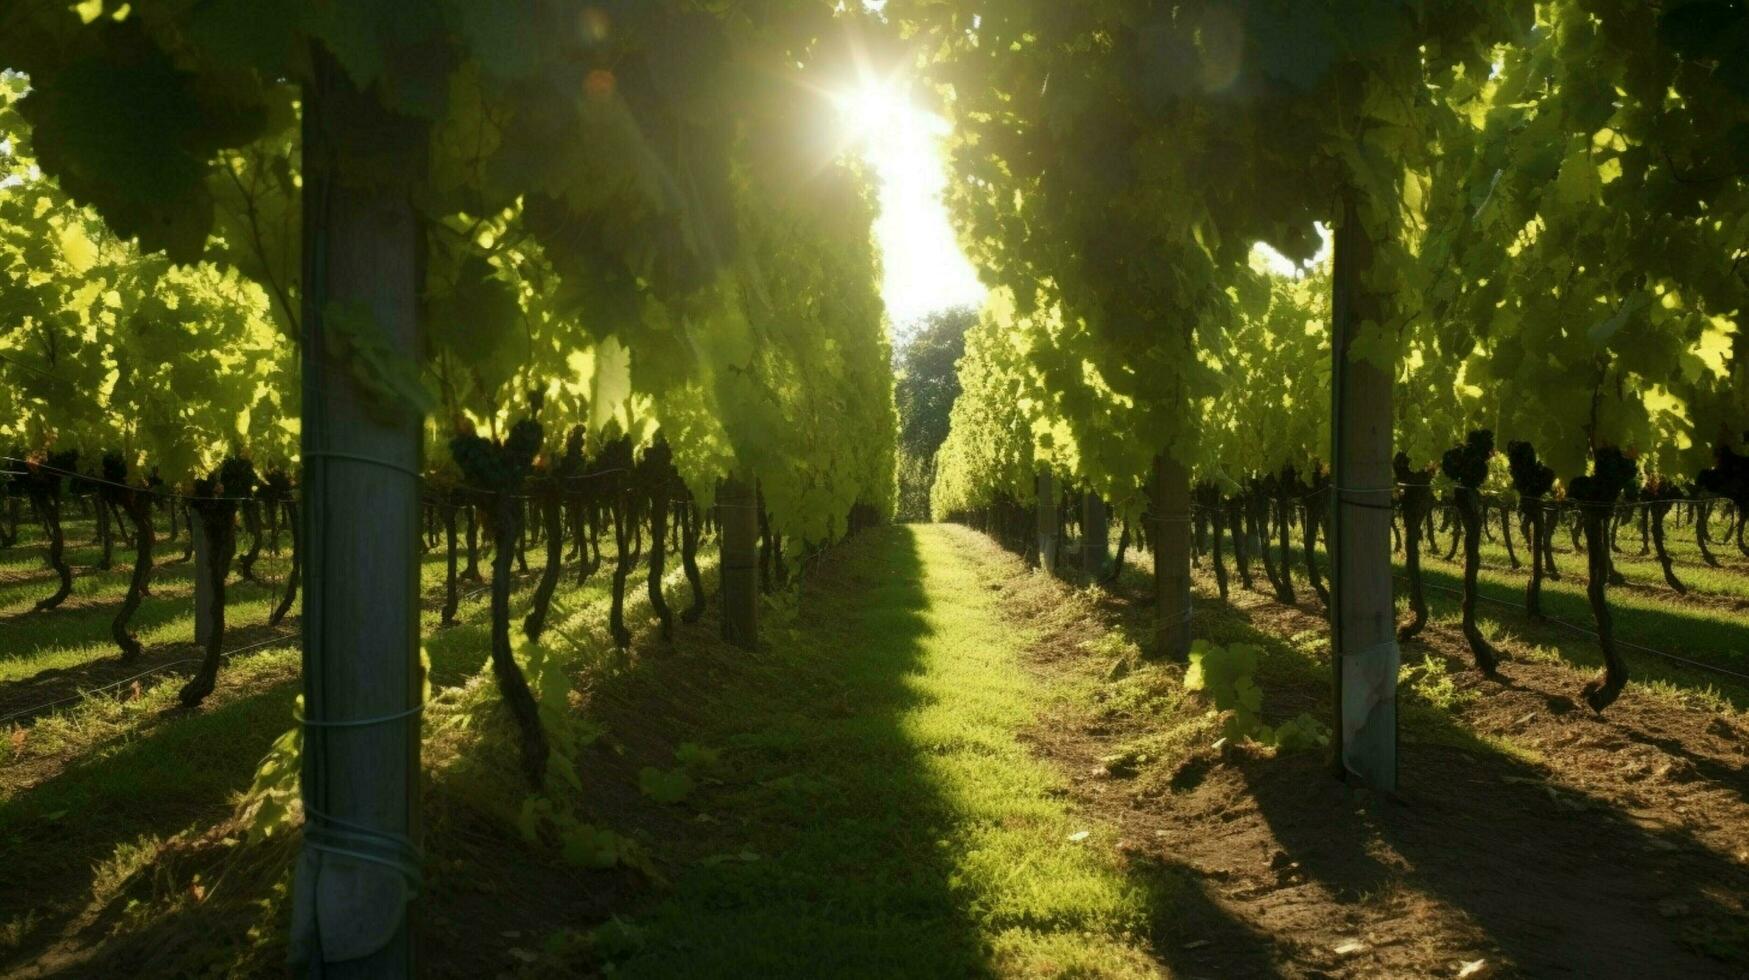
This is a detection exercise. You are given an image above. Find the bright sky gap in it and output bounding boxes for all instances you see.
[833,81,986,335]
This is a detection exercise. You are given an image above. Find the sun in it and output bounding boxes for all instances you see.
[827,69,985,332]
[832,78,908,146]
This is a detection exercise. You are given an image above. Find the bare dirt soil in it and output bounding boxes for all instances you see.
[1014,569,1749,979]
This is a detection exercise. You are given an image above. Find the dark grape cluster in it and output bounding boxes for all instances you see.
[450,432,512,488]
[101,451,128,485]
[575,433,621,496]
[1646,473,1685,503]
[506,419,543,472]
[558,424,587,479]
[1393,451,1432,488]
[1696,443,1749,507]
[1568,446,1637,504]
[27,450,79,496]
[637,438,675,494]
[596,434,634,474]
[217,457,259,499]
[1506,441,1555,497]
[450,416,543,491]
[1440,429,1494,489]
[68,461,101,497]
[260,469,292,501]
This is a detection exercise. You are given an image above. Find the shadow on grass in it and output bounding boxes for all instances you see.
[1,551,468,703]
[0,679,302,971]
[1406,561,1749,709]
[1195,597,1749,977]
[1034,530,1748,975]
[0,580,285,662]
[0,534,673,976]
[1095,523,1748,708]
[574,525,995,975]
[503,525,1279,977]
[4,525,1285,977]
[0,552,527,973]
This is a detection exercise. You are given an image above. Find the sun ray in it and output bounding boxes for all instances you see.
[828,70,984,333]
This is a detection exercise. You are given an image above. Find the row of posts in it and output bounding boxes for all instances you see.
[1033,471,1109,580]
[1018,206,1396,798]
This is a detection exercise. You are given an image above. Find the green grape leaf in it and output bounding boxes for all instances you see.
[637,766,694,805]
[322,299,436,420]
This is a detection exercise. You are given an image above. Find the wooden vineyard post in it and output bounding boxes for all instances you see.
[290,52,427,977]
[1329,193,1398,792]
[1036,470,1058,569]
[1152,454,1193,659]
[720,475,759,649]
[1082,491,1108,580]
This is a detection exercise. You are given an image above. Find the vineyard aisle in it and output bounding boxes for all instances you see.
[614,523,1168,976]
[617,521,1749,979]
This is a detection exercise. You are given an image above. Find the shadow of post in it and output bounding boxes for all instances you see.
[0,681,302,971]
[1201,599,1749,978]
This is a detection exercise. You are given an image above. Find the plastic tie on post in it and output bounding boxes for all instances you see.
[301,804,424,898]
[296,699,427,896]
[1338,636,1401,789]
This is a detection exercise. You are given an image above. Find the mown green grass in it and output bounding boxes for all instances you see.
[3,504,741,973]
[4,519,1181,977]
[13,510,1738,976]
[0,516,648,969]
[1384,516,1749,707]
[1141,519,1749,707]
[1449,509,1749,600]
[611,524,1162,977]
[1406,557,1749,703]
[0,513,296,682]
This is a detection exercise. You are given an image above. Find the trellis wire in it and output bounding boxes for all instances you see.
[1401,576,1749,684]
[0,632,300,726]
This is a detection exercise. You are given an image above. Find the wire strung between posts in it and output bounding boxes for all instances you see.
[1398,575,1749,684]
[1140,477,1738,516]
[1399,481,1737,507]
[0,456,264,504]
[433,466,635,502]
[0,632,299,725]
[0,457,646,509]
[304,449,423,481]
[296,701,425,729]
[1328,484,1398,512]
[1174,485,1742,524]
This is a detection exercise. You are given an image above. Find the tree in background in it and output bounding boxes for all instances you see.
[894,306,974,520]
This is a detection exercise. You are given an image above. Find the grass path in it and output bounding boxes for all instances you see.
[615,524,1160,977]
[0,533,686,972]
